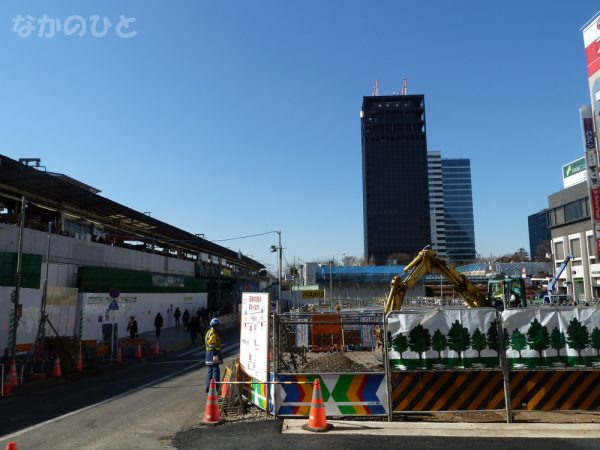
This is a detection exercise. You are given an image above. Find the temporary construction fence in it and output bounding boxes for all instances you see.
[386,306,600,417]
[241,305,600,420]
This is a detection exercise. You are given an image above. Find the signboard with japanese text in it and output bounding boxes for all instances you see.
[301,290,325,299]
[240,292,270,382]
[295,317,309,348]
[593,189,600,220]
[583,13,600,78]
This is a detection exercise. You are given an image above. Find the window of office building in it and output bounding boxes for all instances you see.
[554,241,564,260]
[570,238,581,258]
[588,235,596,259]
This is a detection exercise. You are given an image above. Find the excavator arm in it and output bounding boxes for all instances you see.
[384,248,489,315]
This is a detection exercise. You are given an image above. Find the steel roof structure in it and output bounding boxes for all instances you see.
[0,154,264,270]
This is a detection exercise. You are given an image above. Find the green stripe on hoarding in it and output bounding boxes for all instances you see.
[332,374,354,402]
[78,266,207,293]
[0,253,42,288]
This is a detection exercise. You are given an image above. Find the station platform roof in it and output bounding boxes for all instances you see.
[0,154,264,270]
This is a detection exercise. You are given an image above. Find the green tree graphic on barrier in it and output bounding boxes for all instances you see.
[471,328,487,358]
[526,318,549,361]
[550,327,566,358]
[591,327,600,356]
[510,329,527,359]
[486,320,509,354]
[566,318,590,360]
[448,320,471,359]
[408,324,432,361]
[431,329,448,359]
[392,334,409,359]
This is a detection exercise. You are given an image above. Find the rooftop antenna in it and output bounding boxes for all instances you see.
[401,79,407,95]
[372,79,379,96]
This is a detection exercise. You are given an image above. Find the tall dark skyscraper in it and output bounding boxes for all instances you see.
[528,209,550,260]
[361,94,430,264]
[441,159,476,262]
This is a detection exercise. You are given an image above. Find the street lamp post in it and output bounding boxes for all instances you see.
[270,230,282,314]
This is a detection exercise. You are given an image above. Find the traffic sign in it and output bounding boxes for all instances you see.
[109,288,120,298]
[108,299,119,311]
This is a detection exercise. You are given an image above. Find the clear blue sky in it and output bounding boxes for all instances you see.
[1,1,599,269]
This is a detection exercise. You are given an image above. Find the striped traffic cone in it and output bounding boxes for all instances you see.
[202,379,225,425]
[74,346,83,372]
[302,378,333,432]
[5,441,17,450]
[134,343,142,360]
[153,339,160,356]
[9,359,18,387]
[52,354,62,377]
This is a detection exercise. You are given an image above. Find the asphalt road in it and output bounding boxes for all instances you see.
[0,332,241,449]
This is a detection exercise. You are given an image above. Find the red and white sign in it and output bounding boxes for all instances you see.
[592,188,600,221]
[240,292,269,382]
[583,14,600,78]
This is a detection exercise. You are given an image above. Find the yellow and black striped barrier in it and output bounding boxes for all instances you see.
[509,370,600,411]
[391,371,505,411]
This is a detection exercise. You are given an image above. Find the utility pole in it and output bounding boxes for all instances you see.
[10,196,26,358]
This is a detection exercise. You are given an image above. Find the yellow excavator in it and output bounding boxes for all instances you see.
[383,247,488,315]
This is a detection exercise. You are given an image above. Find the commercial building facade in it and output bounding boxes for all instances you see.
[361,94,430,264]
[440,158,476,263]
[547,182,600,300]
[427,151,447,258]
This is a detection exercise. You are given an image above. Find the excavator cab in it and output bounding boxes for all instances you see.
[487,275,527,310]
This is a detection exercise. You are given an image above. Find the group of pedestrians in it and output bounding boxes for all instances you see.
[125,305,224,393]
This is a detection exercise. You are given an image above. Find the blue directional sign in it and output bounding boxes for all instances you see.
[108,299,119,311]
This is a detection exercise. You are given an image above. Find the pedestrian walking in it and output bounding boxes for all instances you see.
[127,316,138,340]
[205,318,222,393]
[189,313,200,345]
[154,312,164,338]
[182,308,190,330]
[174,307,182,327]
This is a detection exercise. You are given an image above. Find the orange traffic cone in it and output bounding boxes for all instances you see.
[116,346,122,363]
[5,441,17,450]
[302,379,333,432]
[2,373,13,397]
[52,354,62,377]
[203,379,225,425]
[153,339,160,356]
[9,359,18,387]
[74,347,83,372]
[134,343,142,359]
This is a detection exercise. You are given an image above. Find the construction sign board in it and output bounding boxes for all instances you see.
[240,292,270,382]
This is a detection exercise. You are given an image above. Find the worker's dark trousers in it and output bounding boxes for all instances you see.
[206,364,220,393]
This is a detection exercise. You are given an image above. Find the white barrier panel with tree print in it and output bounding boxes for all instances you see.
[502,307,600,369]
[387,308,500,370]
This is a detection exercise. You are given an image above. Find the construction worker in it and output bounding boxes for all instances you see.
[204,318,222,393]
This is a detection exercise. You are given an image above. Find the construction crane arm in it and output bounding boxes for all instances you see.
[384,248,488,315]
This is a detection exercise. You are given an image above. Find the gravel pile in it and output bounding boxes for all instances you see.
[302,353,370,373]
